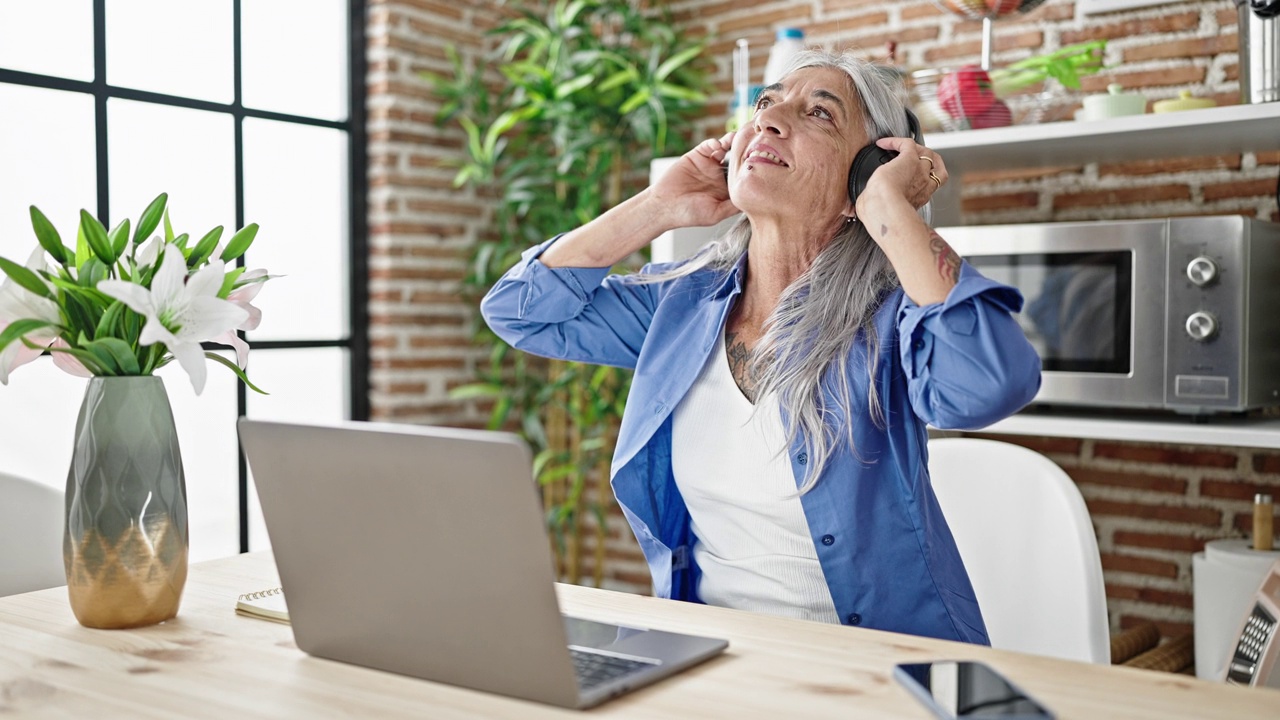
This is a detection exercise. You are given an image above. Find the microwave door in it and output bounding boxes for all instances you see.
[940,221,1169,410]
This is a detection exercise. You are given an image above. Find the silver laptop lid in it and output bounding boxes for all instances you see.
[238,419,581,707]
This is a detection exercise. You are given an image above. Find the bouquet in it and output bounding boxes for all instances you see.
[0,193,270,395]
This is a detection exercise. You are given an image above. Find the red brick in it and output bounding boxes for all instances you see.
[1060,12,1201,45]
[369,312,466,328]
[1202,479,1280,501]
[1097,155,1243,177]
[368,267,463,281]
[1053,184,1191,210]
[1078,66,1206,94]
[1085,500,1221,527]
[1122,34,1238,64]
[961,192,1040,213]
[1105,584,1194,609]
[1092,443,1238,469]
[1256,454,1280,474]
[962,165,1082,183]
[1112,531,1207,554]
[1070,468,1188,495]
[1203,179,1280,202]
[1256,150,1280,166]
[1100,553,1179,579]
[963,434,1082,456]
[718,6,812,35]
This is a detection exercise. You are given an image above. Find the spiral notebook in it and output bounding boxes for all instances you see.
[236,587,290,625]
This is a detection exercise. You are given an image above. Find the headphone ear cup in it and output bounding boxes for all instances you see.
[847,145,894,204]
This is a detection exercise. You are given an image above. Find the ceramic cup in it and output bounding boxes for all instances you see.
[1079,83,1147,121]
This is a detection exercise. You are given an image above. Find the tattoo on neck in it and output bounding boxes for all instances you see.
[724,331,760,404]
[880,223,888,237]
[929,230,961,286]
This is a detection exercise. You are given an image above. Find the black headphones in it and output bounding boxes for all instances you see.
[847,108,924,204]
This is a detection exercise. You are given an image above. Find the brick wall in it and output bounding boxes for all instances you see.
[366,1,1280,636]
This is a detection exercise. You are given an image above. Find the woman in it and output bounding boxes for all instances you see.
[481,50,1040,644]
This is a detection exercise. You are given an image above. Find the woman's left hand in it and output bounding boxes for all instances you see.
[854,137,947,219]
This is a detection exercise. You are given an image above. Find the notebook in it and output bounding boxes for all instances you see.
[236,418,728,710]
[236,587,289,625]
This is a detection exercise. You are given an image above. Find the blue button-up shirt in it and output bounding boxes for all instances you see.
[481,236,1041,644]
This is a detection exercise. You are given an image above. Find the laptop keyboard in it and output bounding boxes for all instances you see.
[568,647,658,690]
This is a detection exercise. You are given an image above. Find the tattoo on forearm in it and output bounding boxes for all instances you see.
[930,231,961,286]
[725,332,760,404]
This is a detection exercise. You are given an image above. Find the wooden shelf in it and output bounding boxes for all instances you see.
[945,413,1280,450]
[927,102,1280,174]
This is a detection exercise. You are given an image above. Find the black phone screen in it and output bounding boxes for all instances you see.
[893,661,1054,719]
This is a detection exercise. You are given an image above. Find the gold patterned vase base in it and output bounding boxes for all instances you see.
[64,520,187,629]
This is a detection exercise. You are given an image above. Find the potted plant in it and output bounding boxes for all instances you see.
[0,194,271,628]
[423,0,708,584]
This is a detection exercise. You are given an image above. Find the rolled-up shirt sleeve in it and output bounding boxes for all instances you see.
[480,236,658,369]
[897,262,1042,429]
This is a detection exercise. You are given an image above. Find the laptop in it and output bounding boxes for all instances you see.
[237,418,728,709]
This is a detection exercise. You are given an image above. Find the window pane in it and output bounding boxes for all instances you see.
[108,99,235,242]
[160,352,239,563]
[0,354,242,563]
[105,0,233,103]
[243,347,349,551]
[0,1,94,80]
[0,84,97,262]
[242,0,348,121]
[243,119,349,341]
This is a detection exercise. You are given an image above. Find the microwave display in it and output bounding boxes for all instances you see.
[968,252,1133,375]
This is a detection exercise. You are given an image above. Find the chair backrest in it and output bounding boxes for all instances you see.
[0,472,65,597]
[927,438,1110,664]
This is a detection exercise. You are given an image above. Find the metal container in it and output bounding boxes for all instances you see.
[1237,0,1280,103]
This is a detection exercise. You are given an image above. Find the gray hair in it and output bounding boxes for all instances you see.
[632,49,932,492]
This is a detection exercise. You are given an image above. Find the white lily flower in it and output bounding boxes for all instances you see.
[0,248,62,384]
[99,247,248,395]
[134,236,163,268]
[210,268,270,368]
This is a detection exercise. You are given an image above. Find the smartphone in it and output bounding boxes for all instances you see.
[893,661,1055,720]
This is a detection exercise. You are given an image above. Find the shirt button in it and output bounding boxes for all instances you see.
[847,613,862,626]
[821,534,835,546]
[797,452,808,465]
[914,339,924,350]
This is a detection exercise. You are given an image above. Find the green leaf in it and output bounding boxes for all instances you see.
[0,319,58,355]
[219,223,258,262]
[45,344,107,375]
[172,233,190,253]
[188,226,223,267]
[62,291,99,340]
[95,300,127,339]
[598,68,637,93]
[29,206,71,265]
[133,193,168,244]
[448,383,505,400]
[218,266,247,297]
[656,82,706,103]
[654,44,702,82]
[0,256,53,299]
[78,332,119,374]
[205,351,268,394]
[83,337,140,375]
[163,208,175,243]
[78,257,108,289]
[75,222,91,268]
[553,73,595,99]
[619,87,651,114]
[108,218,131,260]
[79,210,116,264]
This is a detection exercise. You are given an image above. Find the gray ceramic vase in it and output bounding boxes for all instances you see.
[63,376,189,629]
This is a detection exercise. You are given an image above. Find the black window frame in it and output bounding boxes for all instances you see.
[0,0,370,553]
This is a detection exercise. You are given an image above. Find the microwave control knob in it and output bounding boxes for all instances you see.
[1186,256,1218,286]
[1185,311,1218,342]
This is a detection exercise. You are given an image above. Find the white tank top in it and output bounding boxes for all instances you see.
[671,331,840,623]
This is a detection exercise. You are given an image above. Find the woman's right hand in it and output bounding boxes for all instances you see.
[648,132,740,229]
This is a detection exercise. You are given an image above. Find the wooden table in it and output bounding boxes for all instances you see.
[1,552,1277,718]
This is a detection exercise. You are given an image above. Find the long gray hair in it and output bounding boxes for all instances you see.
[632,50,932,492]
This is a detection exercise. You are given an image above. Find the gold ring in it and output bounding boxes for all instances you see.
[919,155,934,169]
[929,171,942,187]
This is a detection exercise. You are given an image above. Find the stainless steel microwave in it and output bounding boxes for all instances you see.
[940,216,1280,415]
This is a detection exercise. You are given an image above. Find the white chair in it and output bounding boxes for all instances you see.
[0,472,65,597]
[927,437,1111,664]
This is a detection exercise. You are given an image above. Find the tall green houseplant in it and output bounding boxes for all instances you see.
[426,0,708,584]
